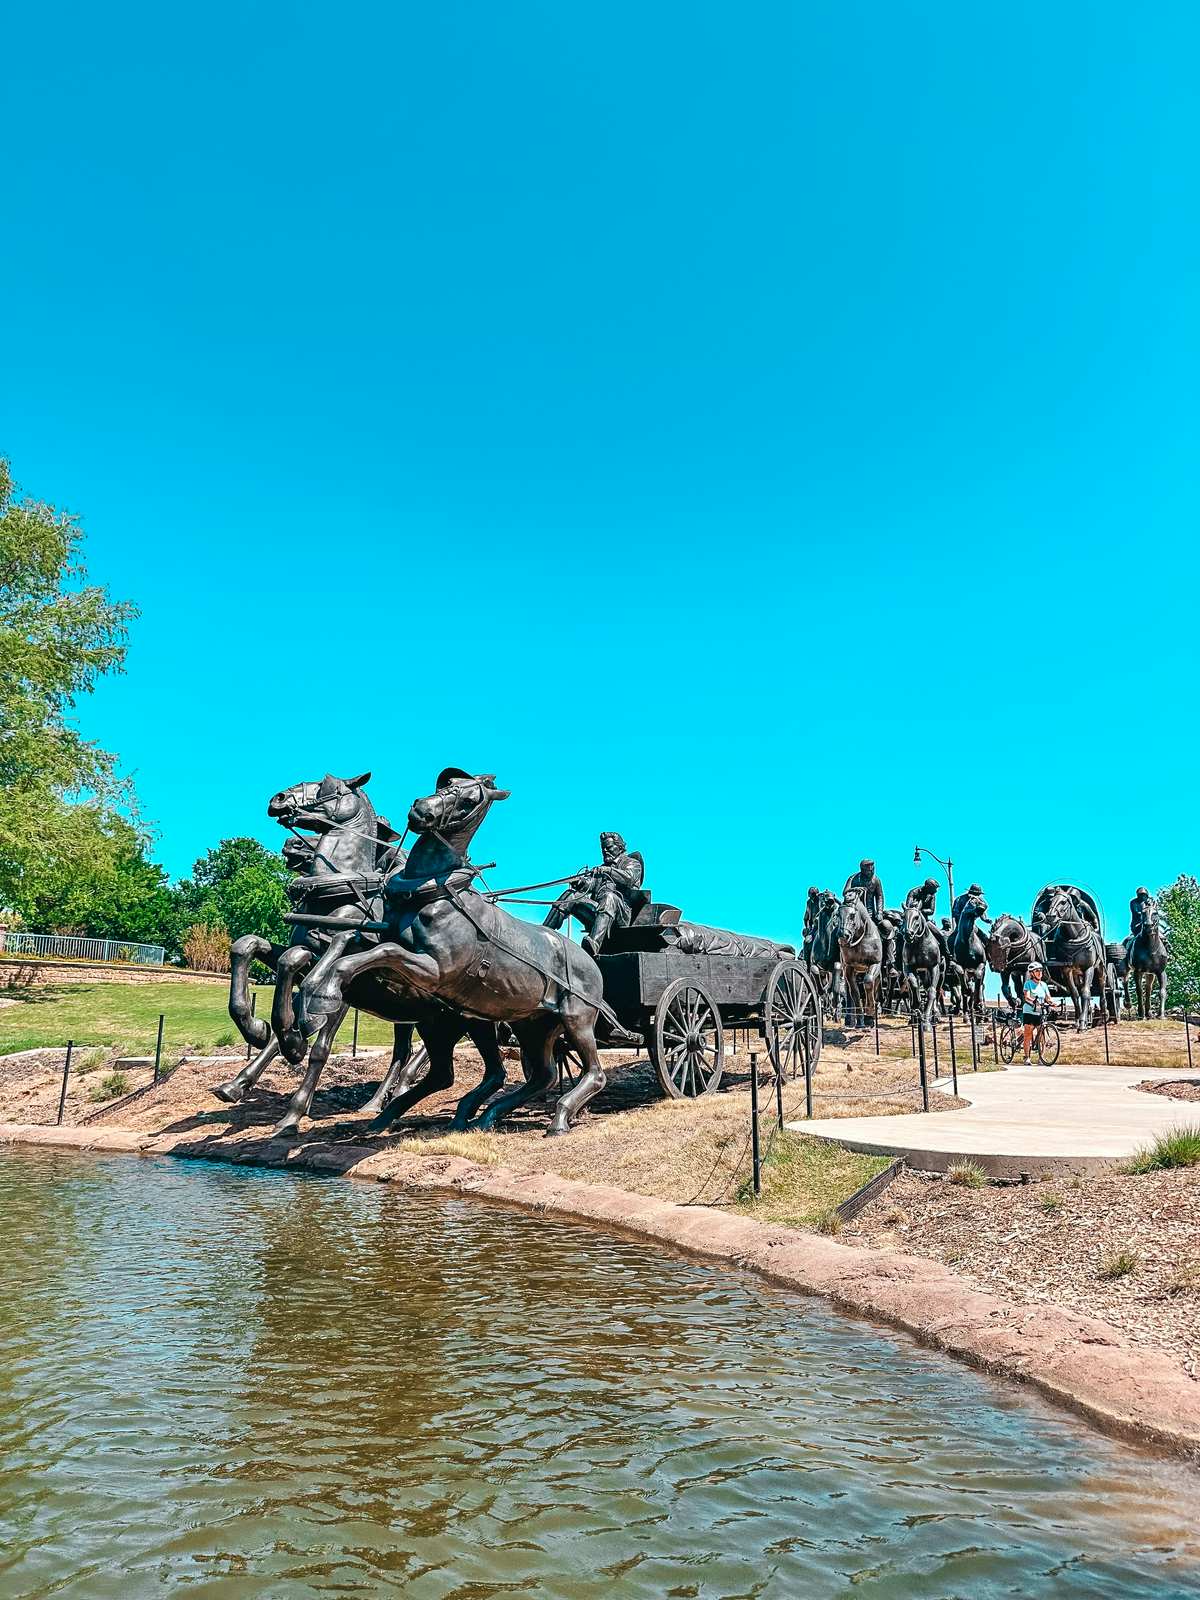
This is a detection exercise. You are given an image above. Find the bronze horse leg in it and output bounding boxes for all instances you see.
[228,934,276,1048]
[474,1017,560,1132]
[271,944,316,1060]
[449,1027,510,1131]
[366,1021,458,1132]
[212,1033,281,1104]
[273,1005,348,1137]
[359,1024,419,1118]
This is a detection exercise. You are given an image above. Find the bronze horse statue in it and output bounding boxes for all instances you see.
[214,772,506,1137]
[807,890,843,1013]
[949,892,989,1020]
[217,772,412,1109]
[1128,902,1168,1019]
[985,913,1046,1013]
[295,770,618,1136]
[836,893,882,1027]
[899,899,944,1026]
[1041,887,1106,1031]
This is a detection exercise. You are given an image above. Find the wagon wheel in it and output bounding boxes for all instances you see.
[763,959,823,1080]
[553,1036,585,1095]
[649,979,724,1099]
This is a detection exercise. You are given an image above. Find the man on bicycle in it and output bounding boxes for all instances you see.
[1021,961,1051,1065]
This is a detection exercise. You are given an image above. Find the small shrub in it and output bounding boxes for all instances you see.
[88,1072,129,1104]
[881,1205,909,1228]
[1126,1125,1200,1174]
[813,1208,843,1235]
[1040,1193,1063,1215]
[1165,1263,1200,1298]
[1098,1249,1138,1281]
[947,1161,986,1189]
[75,1050,106,1076]
[183,923,231,973]
[215,1028,237,1047]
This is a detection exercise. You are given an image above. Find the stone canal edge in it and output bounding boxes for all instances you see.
[5,1119,1199,1464]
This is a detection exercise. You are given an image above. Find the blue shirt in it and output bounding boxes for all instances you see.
[1022,978,1049,1014]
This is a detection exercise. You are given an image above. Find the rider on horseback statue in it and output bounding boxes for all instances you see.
[1129,886,1157,938]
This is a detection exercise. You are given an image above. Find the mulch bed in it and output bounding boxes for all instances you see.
[843,1166,1200,1379]
[1138,1078,1200,1104]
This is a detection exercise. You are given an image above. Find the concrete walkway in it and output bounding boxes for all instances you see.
[787,1065,1197,1175]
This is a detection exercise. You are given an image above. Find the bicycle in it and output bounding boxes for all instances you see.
[998,1010,1060,1066]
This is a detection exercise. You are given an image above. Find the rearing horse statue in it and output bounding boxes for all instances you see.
[214,772,506,1138]
[218,772,410,1107]
[302,769,616,1135]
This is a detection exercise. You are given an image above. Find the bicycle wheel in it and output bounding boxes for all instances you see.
[1037,1021,1061,1066]
[998,1021,1018,1064]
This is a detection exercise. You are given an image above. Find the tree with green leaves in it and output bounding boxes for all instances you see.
[1158,874,1200,1010]
[0,458,141,924]
[173,836,291,948]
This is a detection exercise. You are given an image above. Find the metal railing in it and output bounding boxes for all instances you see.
[0,931,165,967]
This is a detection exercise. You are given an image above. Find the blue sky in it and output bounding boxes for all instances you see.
[2,1,1196,944]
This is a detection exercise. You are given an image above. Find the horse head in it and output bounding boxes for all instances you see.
[839,894,867,946]
[407,769,510,857]
[903,901,926,940]
[1044,889,1080,928]
[269,771,374,834]
[986,913,1025,967]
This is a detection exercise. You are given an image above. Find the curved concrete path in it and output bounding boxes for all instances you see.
[787,1065,1196,1176]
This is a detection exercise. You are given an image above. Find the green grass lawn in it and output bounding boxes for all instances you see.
[0,982,397,1056]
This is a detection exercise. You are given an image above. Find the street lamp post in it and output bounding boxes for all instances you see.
[914,845,955,918]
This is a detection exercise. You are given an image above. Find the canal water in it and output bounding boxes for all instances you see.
[0,1149,1197,1599]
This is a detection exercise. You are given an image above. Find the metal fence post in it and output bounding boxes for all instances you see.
[949,1023,959,1096]
[948,1009,957,1077]
[916,1019,930,1112]
[874,1005,880,1056]
[57,1041,73,1125]
[992,1005,1000,1064]
[774,1062,784,1130]
[931,1016,940,1079]
[1101,991,1110,1065]
[1186,1002,1194,1071]
[352,1008,360,1058]
[803,1018,814,1120]
[749,1065,762,1196]
[154,1013,165,1084]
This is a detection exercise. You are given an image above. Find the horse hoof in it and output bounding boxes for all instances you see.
[211,1080,243,1104]
[280,1031,307,1065]
[544,1122,569,1138]
[271,1119,301,1140]
[359,1097,386,1118]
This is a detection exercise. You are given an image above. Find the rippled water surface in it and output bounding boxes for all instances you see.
[1,1151,1199,1598]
